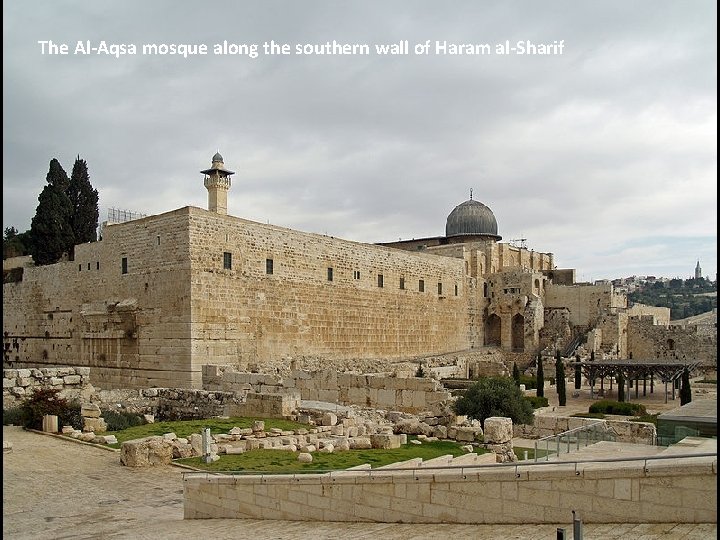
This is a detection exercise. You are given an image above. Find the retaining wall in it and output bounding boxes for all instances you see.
[183,456,717,523]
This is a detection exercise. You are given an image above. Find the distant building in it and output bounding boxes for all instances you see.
[695,261,702,280]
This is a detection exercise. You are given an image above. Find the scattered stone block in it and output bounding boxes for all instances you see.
[321,413,337,426]
[121,436,173,467]
[370,434,403,449]
[80,403,101,418]
[484,417,512,444]
[298,452,313,463]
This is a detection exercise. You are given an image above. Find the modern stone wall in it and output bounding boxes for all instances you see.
[183,456,717,523]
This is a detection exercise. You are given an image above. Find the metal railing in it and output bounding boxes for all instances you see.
[534,420,615,462]
[180,451,717,480]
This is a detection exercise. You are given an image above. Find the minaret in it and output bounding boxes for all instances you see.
[201,151,235,215]
[695,260,702,279]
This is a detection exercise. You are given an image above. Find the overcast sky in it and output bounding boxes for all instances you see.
[3,1,717,281]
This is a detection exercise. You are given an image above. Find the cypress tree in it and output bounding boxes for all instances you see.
[617,372,625,402]
[536,353,544,397]
[512,362,520,386]
[574,354,582,390]
[556,351,566,406]
[680,367,692,405]
[67,156,99,245]
[29,159,74,265]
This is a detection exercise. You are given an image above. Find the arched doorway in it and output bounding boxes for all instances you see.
[511,314,525,352]
[485,314,501,346]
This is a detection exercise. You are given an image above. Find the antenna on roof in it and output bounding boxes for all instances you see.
[469,188,473,200]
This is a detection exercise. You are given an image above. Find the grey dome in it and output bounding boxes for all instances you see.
[445,199,500,238]
[212,151,224,162]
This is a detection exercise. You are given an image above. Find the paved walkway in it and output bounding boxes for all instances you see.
[2,426,716,539]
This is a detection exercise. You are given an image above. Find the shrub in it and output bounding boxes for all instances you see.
[59,400,83,430]
[518,374,537,390]
[524,395,549,409]
[3,406,24,425]
[102,409,146,432]
[17,388,76,430]
[453,376,534,427]
[588,400,646,416]
[631,414,658,425]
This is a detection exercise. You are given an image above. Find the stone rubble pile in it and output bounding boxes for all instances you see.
[118,408,512,467]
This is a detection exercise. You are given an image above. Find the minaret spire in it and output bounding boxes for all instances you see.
[201,151,235,215]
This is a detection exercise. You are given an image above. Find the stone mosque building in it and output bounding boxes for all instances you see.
[3,153,715,389]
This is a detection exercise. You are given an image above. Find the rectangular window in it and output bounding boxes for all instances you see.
[399,277,405,290]
[121,257,128,275]
[266,258,274,275]
[438,282,443,295]
[455,284,458,296]
[419,279,425,292]
[353,270,361,280]
[377,274,384,288]
[223,252,232,269]
[96,261,100,270]
[327,267,333,281]
[78,264,82,272]
[87,262,90,270]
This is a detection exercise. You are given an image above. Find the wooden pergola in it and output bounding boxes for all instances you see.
[575,359,702,403]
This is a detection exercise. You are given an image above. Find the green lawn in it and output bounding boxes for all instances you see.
[177,438,474,472]
[102,416,310,448]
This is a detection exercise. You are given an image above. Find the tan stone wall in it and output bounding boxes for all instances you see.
[183,457,716,523]
[202,365,452,414]
[627,304,671,327]
[186,207,470,369]
[544,282,626,328]
[628,317,717,366]
[512,415,657,445]
[3,208,194,389]
[2,367,92,409]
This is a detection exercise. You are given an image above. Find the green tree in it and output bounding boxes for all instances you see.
[452,377,534,427]
[3,227,31,259]
[680,367,692,405]
[512,362,520,386]
[535,353,544,398]
[67,156,99,245]
[555,351,566,406]
[29,159,74,265]
[617,372,625,402]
